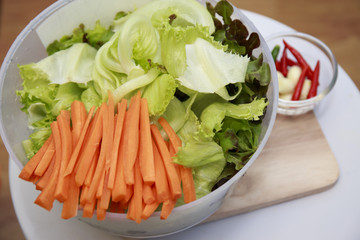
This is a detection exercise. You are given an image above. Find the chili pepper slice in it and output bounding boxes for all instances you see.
[307,60,320,99]
[291,65,309,101]
[283,40,310,70]
[280,47,288,77]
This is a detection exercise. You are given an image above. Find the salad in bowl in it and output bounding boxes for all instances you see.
[0,0,277,237]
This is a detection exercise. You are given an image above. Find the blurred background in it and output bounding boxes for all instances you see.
[0,0,359,239]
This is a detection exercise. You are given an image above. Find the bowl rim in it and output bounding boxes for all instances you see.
[0,0,278,220]
[265,31,338,107]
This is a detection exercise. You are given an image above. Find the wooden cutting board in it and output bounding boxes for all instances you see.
[205,111,339,222]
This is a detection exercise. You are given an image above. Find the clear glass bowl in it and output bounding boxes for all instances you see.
[0,0,278,238]
[266,31,338,115]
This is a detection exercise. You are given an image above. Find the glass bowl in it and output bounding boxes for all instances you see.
[0,0,278,238]
[266,31,338,115]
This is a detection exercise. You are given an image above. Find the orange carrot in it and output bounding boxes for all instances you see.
[158,117,182,151]
[105,91,115,170]
[141,193,159,220]
[141,186,158,220]
[84,146,100,187]
[34,121,62,211]
[123,91,141,185]
[112,141,127,202]
[82,199,96,218]
[71,100,87,148]
[151,124,182,199]
[19,134,53,181]
[64,106,95,176]
[33,137,55,177]
[152,140,170,202]
[159,117,196,203]
[98,173,111,210]
[168,142,181,180]
[96,201,107,221]
[80,185,89,207]
[179,166,196,203]
[127,160,143,224]
[139,98,155,184]
[36,154,55,191]
[142,183,156,204]
[61,171,80,219]
[122,184,134,206]
[109,201,125,213]
[108,99,127,190]
[160,198,177,220]
[87,104,109,201]
[75,104,105,187]
[55,110,73,202]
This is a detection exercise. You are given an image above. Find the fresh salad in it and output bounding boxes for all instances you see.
[17,0,271,222]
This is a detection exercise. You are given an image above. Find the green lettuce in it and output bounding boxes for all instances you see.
[46,21,114,55]
[178,38,249,97]
[17,43,99,158]
[200,98,268,137]
[141,73,177,116]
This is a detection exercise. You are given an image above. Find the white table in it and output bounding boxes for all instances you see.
[9,11,360,240]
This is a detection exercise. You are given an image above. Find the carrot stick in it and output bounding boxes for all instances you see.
[160,198,176,220]
[33,137,55,177]
[98,172,111,210]
[84,146,100,187]
[75,104,105,187]
[122,184,134,206]
[55,110,73,202]
[123,91,141,185]
[142,183,156,204]
[141,200,159,220]
[71,100,87,148]
[108,99,127,190]
[19,134,53,181]
[34,121,62,211]
[141,186,158,220]
[168,143,181,180]
[29,174,40,184]
[158,117,182,151]
[80,185,89,207]
[139,98,155,184]
[151,124,182,199]
[159,117,196,203]
[64,106,95,176]
[105,91,115,170]
[96,200,107,221]
[179,166,196,203]
[112,142,127,203]
[82,199,96,218]
[87,104,109,201]
[36,154,55,191]
[109,201,125,213]
[127,160,143,224]
[152,140,170,202]
[61,171,80,219]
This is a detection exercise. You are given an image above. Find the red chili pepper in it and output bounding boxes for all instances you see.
[283,40,311,70]
[307,60,320,99]
[291,65,309,101]
[275,61,281,70]
[280,47,288,76]
[286,57,297,67]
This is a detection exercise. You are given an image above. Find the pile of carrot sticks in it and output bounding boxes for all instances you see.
[18,91,196,223]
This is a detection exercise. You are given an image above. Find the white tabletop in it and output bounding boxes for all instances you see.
[9,11,360,240]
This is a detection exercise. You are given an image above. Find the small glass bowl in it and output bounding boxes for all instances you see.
[265,31,338,116]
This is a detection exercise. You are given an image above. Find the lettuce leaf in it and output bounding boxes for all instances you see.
[46,21,114,55]
[178,38,249,97]
[174,110,226,198]
[141,73,176,116]
[200,98,268,137]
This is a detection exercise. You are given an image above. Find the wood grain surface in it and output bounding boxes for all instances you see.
[0,0,358,239]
